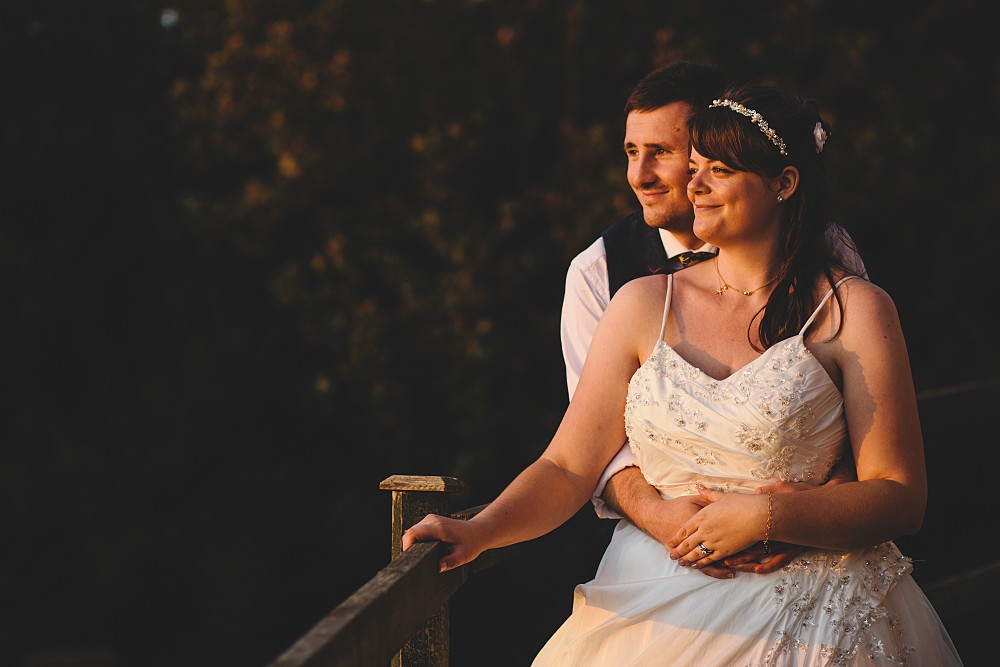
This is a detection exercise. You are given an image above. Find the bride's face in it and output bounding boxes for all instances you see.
[686,147,781,246]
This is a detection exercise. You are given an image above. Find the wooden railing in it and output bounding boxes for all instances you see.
[266,475,529,667]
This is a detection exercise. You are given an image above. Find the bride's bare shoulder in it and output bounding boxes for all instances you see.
[611,273,669,304]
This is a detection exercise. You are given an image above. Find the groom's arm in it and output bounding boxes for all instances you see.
[602,464,738,579]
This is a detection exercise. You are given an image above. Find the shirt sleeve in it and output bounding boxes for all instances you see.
[559,241,610,399]
[559,239,636,518]
[591,442,639,519]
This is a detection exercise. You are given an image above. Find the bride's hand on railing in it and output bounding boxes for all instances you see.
[402,513,487,572]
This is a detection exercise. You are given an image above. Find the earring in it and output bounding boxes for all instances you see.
[776,195,784,203]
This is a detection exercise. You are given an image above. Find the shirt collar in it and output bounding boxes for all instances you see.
[658,229,717,257]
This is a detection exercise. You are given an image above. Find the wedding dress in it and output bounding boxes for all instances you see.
[533,275,963,666]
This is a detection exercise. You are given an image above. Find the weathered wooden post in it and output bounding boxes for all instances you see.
[380,475,466,667]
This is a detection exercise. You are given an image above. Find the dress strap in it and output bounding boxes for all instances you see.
[798,276,859,336]
[658,273,674,341]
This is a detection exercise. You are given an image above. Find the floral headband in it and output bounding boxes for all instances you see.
[710,99,830,156]
[709,99,787,156]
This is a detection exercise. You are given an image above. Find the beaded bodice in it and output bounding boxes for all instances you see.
[624,275,853,498]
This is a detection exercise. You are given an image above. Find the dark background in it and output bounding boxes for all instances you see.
[3,1,996,665]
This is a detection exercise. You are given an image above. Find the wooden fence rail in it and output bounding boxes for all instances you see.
[266,475,527,667]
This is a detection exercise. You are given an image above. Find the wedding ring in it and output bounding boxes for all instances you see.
[697,542,714,556]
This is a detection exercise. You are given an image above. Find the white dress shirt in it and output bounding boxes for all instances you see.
[559,226,716,518]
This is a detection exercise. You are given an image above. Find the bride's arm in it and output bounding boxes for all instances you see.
[666,280,928,564]
[403,279,656,572]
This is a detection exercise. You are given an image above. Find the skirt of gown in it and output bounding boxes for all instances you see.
[532,521,963,666]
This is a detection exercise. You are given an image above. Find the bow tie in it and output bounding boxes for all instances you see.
[659,250,718,274]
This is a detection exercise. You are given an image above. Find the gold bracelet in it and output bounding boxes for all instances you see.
[762,492,773,555]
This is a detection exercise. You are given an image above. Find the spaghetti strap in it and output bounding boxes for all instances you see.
[658,274,673,341]
[798,276,859,337]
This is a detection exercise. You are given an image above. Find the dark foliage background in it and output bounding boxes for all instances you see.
[3,1,996,665]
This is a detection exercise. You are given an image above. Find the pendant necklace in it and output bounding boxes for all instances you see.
[714,256,778,296]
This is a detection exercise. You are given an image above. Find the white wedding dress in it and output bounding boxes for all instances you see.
[533,275,963,666]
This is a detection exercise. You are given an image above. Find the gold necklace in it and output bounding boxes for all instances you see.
[714,256,778,296]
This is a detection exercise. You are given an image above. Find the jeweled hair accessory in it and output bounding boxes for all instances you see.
[813,121,828,153]
[709,99,787,156]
